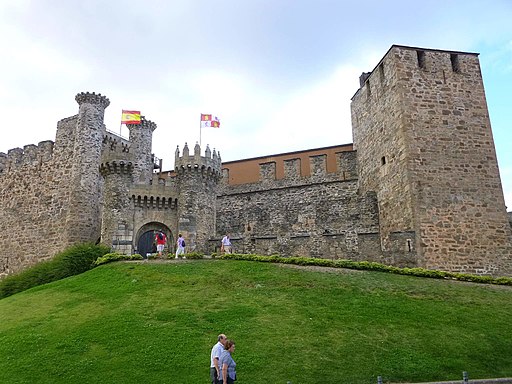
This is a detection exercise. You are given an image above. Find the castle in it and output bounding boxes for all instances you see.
[1,45,511,278]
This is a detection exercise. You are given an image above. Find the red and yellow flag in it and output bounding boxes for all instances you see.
[121,110,141,125]
[200,114,220,128]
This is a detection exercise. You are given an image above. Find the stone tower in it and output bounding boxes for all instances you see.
[128,116,157,185]
[66,92,110,244]
[175,143,222,252]
[351,45,512,275]
[100,117,157,252]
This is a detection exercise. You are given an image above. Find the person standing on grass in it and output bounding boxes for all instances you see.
[221,233,232,254]
[175,233,186,259]
[155,231,167,257]
[210,333,227,384]
[219,339,236,384]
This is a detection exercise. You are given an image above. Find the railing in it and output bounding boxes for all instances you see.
[375,372,512,384]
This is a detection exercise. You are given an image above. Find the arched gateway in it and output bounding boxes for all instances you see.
[135,222,173,257]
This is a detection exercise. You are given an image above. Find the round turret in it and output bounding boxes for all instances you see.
[127,116,157,185]
[174,143,222,252]
[66,91,110,244]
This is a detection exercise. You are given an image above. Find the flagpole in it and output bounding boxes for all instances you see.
[199,115,202,147]
[120,110,123,136]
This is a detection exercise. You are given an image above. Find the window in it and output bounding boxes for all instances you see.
[450,54,460,73]
[417,50,426,69]
[379,63,385,84]
[381,156,386,166]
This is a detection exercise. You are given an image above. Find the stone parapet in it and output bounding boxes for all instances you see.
[220,150,357,194]
[130,184,178,209]
[99,160,133,176]
[75,91,110,108]
[0,140,56,175]
[174,142,222,180]
[0,152,6,174]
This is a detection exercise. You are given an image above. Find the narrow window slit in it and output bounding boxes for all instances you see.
[417,50,426,69]
[450,54,460,73]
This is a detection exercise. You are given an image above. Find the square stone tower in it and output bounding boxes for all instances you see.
[351,45,511,275]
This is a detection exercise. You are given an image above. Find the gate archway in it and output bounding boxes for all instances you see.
[138,231,156,257]
[135,222,173,257]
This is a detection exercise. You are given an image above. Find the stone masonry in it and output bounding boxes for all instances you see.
[0,44,511,278]
[351,45,512,275]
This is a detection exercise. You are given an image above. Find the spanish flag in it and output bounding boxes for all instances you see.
[121,110,141,125]
[200,114,220,128]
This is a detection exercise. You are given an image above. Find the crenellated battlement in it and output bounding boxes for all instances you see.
[6,148,23,170]
[259,151,356,183]
[0,140,56,174]
[130,184,178,209]
[174,142,222,179]
[99,160,134,176]
[0,153,6,174]
[131,193,178,209]
[58,115,78,124]
[139,116,157,132]
[75,91,110,108]
[221,150,358,195]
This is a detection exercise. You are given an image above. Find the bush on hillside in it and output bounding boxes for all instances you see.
[183,252,204,259]
[164,252,205,259]
[0,243,110,299]
[218,253,512,286]
[94,253,143,266]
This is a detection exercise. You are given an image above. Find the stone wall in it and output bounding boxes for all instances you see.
[0,140,73,277]
[213,151,388,262]
[0,100,106,277]
[352,45,512,275]
[0,92,113,278]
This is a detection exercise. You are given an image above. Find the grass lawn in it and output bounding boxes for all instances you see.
[0,259,511,383]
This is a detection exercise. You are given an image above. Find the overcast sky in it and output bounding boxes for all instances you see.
[1,0,511,209]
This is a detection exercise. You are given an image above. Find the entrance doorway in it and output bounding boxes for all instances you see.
[135,222,173,257]
[138,231,156,257]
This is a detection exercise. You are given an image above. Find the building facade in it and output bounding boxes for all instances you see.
[0,45,510,278]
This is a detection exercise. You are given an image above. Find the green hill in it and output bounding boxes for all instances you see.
[1,260,511,384]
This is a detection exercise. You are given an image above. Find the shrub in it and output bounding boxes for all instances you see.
[217,253,512,286]
[0,243,110,299]
[94,253,143,266]
[164,252,205,260]
[183,252,204,259]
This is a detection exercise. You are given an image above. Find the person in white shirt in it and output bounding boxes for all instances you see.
[221,234,232,254]
[175,233,186,259]
[210,333,227,383]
